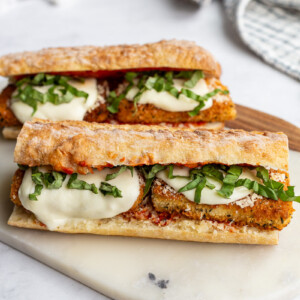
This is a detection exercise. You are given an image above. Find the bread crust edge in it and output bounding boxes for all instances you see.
[8,205,278,245]
[0,40,221,77]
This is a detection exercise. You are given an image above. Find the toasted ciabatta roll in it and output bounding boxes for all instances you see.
[8,119,299,245]
[0,40,235,138]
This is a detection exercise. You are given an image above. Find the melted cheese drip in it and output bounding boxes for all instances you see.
[126,78,213,112]
[11,78,98,123]
[19,168,140,230]
[157,166,260,205]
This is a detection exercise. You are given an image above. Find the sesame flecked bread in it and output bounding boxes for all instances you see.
[0,40,221,77]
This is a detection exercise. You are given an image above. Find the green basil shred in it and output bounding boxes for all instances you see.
[67,173,98,194]
[24,164,300,204]
[141,164,300,204]
[105,166,134,181]
[13,73,88,115]
[99,182,122,198]
[106,70,229,115]
[26,166,130,200]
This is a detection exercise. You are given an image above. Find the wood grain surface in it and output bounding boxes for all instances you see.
[226,104,300,152]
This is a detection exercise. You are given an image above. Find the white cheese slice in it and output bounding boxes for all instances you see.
[18,167,140,230]
[10,78,98,123]
[125,78,213,112]
[157,166,260,205]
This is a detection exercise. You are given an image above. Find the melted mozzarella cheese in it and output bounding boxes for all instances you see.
[19,167,140,230]
[11,78,98,123]
[125,78,213,112]
[157,166,260,205]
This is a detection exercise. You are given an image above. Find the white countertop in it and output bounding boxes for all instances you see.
[0,0,299,299]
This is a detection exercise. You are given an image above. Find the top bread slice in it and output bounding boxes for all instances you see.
[14,119,289,174]
[0,40,221,77]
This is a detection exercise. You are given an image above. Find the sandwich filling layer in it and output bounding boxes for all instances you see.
[10,77,98,123]
[0,71,234,127]
[156,166,259,205]
[11,164,296,231]
[18,167,142,230]
[125,78,213,112]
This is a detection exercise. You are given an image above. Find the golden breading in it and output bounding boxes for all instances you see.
[83,103,109,123]
[10,169,145,212]
[10,169,24,207]
[116,99,235,123]
[151,178,294,231]
[0,85,21,127]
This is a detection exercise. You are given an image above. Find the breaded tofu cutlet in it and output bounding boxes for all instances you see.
[151,178,294,231]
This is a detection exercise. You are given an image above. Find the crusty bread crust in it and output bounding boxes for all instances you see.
[0,40,221,77]
[2,126,21,139]
[8,205,278,245]
[14,120,289,173]
[2,122,224,140]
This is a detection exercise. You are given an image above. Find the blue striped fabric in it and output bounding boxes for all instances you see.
[224,0,300,80]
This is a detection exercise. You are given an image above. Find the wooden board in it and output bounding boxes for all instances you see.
[227,104,300,152]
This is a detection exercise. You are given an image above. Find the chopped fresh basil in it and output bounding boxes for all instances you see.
[174,71,194,79]
[107,83,133,113]
[176,169,209,203]
[163,164,299,204]
[27,167,132,200]
[141,164,167,196]
[28,167,67,200]
[125,72,138,83]
[187,89,229,117]
[165,71,174,84]
[108,70,228,115]
[178,175,203,193]
[17,164,28,171]
[99,182,122,198]
[194,177,207,204]
[183,71,204,88]
[201,164,224,182]
[105,166,134,181]
[67,173,98,194]
[31,167,43,185]
[29,184,43,201]
[43,172,66,189]
[13,73,88,115]
[217,166,242,198]
[107,91,124,113]
[167,165,190,179]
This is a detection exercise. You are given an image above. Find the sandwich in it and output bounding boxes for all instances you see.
[8,119,299,245]
[0,40,236,139]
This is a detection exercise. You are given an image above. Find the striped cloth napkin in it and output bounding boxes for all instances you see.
[223,0,300,80]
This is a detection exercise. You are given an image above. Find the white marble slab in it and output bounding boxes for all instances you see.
[1,136,300,300]
[0,0,300,299]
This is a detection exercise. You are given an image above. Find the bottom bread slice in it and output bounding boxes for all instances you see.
[2,126,22,139]
[8,205,278,245]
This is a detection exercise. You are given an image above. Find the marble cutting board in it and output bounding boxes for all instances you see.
[1,136,300,300]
